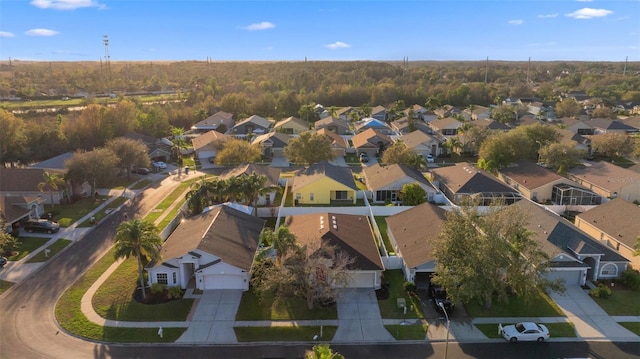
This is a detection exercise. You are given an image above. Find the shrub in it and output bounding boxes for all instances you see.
[620,269,640,291]
[403,281,417,294]
[150,283,166,295]
[57,218,73,227]
[589,283,612,298]
[167,286,183,299]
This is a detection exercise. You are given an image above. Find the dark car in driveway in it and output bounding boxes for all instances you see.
[0,256,7,267]
[132,167,151,175]
[23,219,60,234]
[430,284,455,314]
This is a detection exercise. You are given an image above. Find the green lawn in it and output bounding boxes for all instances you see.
[45,196,112,227]
[374,216,393,254]
[464,290,565,317]
[385,323,428,340]
[78,197,129,227]
[26,238,72,263]
[236,288,338,321]
[619,322,640,336]
[55,247,186,342]
[0,280,15,295]
[234,326,337,342]
[92,257,193,321]
[378,270,425,319]
[591,290,640,316]
[475,322,576,339]
[131,179,153,190]
[9,237,49,261]
[145,179,197,223]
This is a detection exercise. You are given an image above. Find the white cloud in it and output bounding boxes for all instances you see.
[508,19,524,25]
[566,8,613,19]
[538,13,558,19]
[30,0,105,10]
[325,41,350,49]
[0,31,15,38]
[25,28,59,36]
[242,22,275,31]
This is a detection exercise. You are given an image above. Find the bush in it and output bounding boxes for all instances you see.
[620,269,640,291]
[589,283,612,298]
[403,281,417,294]
[167,286,183,299]
[150,283,166,295]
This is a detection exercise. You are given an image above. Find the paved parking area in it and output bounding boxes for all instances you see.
[333,288,394,342]
[176,290,242,343]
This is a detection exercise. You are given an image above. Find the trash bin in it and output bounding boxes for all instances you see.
[185,167,189,175]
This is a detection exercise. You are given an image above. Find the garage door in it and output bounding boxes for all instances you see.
[348,272,375,288]
[202,274,245,290]
[545,270,583,286]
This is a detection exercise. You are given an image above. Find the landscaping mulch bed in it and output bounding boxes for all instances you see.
[133,288,179,305]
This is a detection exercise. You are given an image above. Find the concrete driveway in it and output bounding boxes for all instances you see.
[176,290,242,343]
[333,288,394,342]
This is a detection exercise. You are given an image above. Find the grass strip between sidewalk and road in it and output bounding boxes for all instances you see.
[55,247,186,342]
[26,238,72,263]
[78,197,129,227]
[0,279,15,295]
[385,323,428,340]
[619,322,640,336]
[234,326,337,342]
[474,322,577,339]
[8,237,49,261]
[144,179,199,224]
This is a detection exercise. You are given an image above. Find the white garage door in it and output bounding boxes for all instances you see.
[545,270,583,286]
[203,274,245,290]
[348,272,375,288]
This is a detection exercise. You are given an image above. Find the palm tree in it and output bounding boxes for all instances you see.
[239,173,270,209]
[259,225,298,265]
[114,219,162,299]
[305,344,344,359]
[38,171,66,209]
[170,127,188,176]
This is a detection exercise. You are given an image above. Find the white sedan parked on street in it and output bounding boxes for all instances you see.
[152,161,167,169]
[498,322,550,343]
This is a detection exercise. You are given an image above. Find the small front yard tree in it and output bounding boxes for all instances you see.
[400,183,426,206]
[283,131,335,167]
[215,139,262,167]
[431,199,564,310]
[114,219,162,300]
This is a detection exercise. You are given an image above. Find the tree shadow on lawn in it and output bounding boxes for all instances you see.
[464,290,564,318]
[236,288,337,321]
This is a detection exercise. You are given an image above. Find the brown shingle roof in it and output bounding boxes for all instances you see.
[0,168,65,192]
[316,128,348,149]
[351,128,393,149]
[292,161,357,192]
[567,161,640,193]
[386,203,448,268]
[191,130,230,151]
[399,129,438,148]
[285,212,383,270]
[430,162,516,195]
[155,205,265,270]
[219,163,281,187]
[499,160,564,190]
[576,199,640,248]
[363,163,433,191]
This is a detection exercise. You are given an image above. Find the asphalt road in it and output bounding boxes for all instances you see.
[1,177,638,359]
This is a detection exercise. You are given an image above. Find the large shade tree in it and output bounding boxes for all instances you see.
[106,137,150,180]
[590,133,634,158]
[114,219,162,299]
[215,139,262,167]
[65,148,119,197]
[283,131,335,167]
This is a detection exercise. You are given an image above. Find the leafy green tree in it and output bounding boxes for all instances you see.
[462,125,490,155]
[400,183,427,206]
[538,143,586,174]
[0,109,28,165]
[381,140,416,165]
[591,107,617,119]
[114,219,162,299]
[215,139,262,167]
[106,137,150,180]
[555,98,582,119]
[633,236,640,256]
[38,171,66,209]
[65,148,119,197]
[259,225,298,265]
[103,99,138,138]
[170,127,188,175]
[491,104,517,124]
[238,173,279,210]
[283,131,335,167]
[431,200,563,310]
[591,133,634,158]
[0,219,21,256]
[305,344,345,359]
[299,103,319,125]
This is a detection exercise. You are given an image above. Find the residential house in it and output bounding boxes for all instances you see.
[190,111,234,134]
[218,163,283,206]
[390,116,434,135]
[385,202,448,287]
[555,118,594,135]
[146,204,265,291]
[566,161,640,202]
[292,161,358,205]
[191,130,230,166]
[0,168,66,207]
[404,104,433,122]
[336,106,356,122]
[122,132,172,162]
[498,160,601,205]
[428,117,462,137]
[557,129,591,153]
[351,128,393,158]
[274,116,308,135]
[316,128,348,158]
[354,118,393,135]
[575,199,640,270]
[0,196,43,233]
[284,212,384,288]
[587,118,637,134]
[428,162,521,205]
[252,131,290,158]
[314,116,351,135]
[472,118,511,132]
[30,152,73,171]
[433,105,462,119]
[463,105,491,121]
[231,115,272,135]
[370,105,387,122]
[398,129,440,157]
[528,101,556,121]
[621,116,640,133]
[514,199,628,285]
[362,163,437,204]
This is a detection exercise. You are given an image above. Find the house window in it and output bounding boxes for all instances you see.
[156,273,168,285]
[335,191,348,200]
[600,264,617,277]
[173,272,177,284]
[310,193,314,201]
[296,193,301,200]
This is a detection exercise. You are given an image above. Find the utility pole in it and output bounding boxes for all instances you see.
[103,35,111,80]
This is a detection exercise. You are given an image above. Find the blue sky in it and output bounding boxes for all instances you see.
[1,0,638,62]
